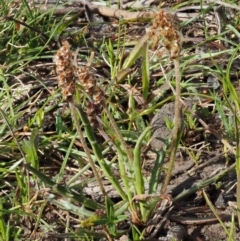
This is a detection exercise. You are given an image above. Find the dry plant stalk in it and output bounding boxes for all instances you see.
[148,9,183,194]
[53,40,106,196]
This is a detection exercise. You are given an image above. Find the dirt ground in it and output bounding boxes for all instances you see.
[145,100,239,240]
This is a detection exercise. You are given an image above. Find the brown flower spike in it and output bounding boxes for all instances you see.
[148,9,181,59]
[54,40,105,127]
[77,66,105,127]
[53,40,75,100]
[77,66,104,106]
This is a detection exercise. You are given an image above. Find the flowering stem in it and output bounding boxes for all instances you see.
[69,99,106,196]
[161,58,183,194]
[104,107,134,163]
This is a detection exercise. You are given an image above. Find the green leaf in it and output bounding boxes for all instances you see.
[142,42,149,100]
[122,34,149,69]
[22,129,39,170]
[105,196,116,236]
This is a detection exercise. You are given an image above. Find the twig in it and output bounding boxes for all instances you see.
[16,0,200,21]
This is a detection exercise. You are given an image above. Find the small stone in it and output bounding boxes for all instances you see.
[167,225,187,241]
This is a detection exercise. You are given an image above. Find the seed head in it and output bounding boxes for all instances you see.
[148,9,181,59]
[53,40,75,100]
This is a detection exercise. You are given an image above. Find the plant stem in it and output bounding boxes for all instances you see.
[75,103,128,200]
[68,100,106,196]
[104,107,134,162]
[161,58,183,194]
